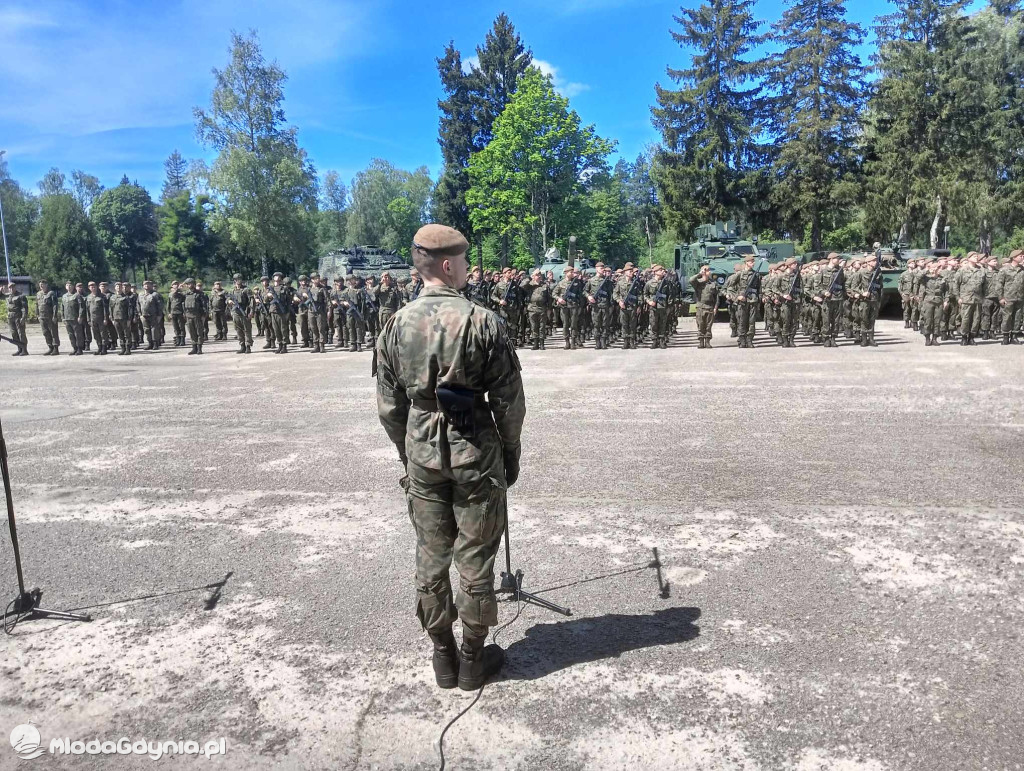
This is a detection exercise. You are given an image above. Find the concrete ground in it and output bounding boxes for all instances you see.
[0,318,1022,771]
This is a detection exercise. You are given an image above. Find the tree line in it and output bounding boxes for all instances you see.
[2,3,1023,291]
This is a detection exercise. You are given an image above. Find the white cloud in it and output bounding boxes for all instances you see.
[533,59,591,99]
[0,0,374,136]
[461,54,480,75]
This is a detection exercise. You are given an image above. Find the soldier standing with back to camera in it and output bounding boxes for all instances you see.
[376,223,526,691]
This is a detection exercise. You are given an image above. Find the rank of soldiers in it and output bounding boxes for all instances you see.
[4,248,1023,356]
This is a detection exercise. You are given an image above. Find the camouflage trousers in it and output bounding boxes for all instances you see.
[39,316,59,348]
[959,300,982,337]
[233,312,253,345]
[185,316,203,345]
[735,300,756,340]
[213,310,228,338]
[591,305,611,343]
[171,314,185,340]
[560,305,582,344]
[405,458,507,637]
[1001,300,1022,333]
[619,305,638,345]
[696,305,715,341]
[90,320,106,349]
[920,299,943,336]
[649,306,669,341]
[309,312,328,345]
[780,301,799,338]
[346,315,365,346]
[528,309,545,345]
[299,313,310,344]
[64,319,83,350]
[728,302,738,333]
[821,300,843,339]
[858,300,879,333]
[941,299,958,334]
[143,315,161,346]
[271,313,288,345]
[334,314,348,346]
[7,316,26,347]
[981,298,1000,333]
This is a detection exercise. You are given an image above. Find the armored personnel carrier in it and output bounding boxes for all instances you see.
[539,245,595,281]
[318,246,411,284]
[673,222,796,311]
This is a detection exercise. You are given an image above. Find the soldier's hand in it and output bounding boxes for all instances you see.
[619,301,626,309]
[1000,299,1007,306]
[503,450,520,488]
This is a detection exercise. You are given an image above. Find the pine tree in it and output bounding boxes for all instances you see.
[162,150,189,202]
[433,43,476,243]
[863,0,973,247]
[766,0,865,252]
[468,13,533,151]
[652,0,765,238]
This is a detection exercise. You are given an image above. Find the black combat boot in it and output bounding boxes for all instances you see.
[730,329,738,338]
[188,344,197,355]
[236,342,246,354]
[968,336,977,346]
[1003,334,1011,345]
[291,333,298,345]
[458,635,504,691]
[196,344,203,354]
[429,629,460,689]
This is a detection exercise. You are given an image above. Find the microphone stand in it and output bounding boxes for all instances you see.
[1,415,91,629]
[496,496,571,617]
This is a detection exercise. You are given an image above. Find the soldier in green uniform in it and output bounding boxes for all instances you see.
[3,283,29,355]
[307,272,329,353]
[193,280,209,343]
[998,250,1024,344]
[264,273,289,354]
[899,260,917,329]
[981,256,1001,340]
[816,253,846,347]
[228,273,254,353]
[35,279,60,355]
[363,275,380,348]
[330,277,349,349]
[140,280,164,349]
[777,258,801,347]
[734,254,760,348]
[86,281,109,355]
[339,275,367,352]
[689,264,720,349]
[294,275,312,347]
[109,283,133,355]
[210,281,229,341]
[918,259,949,346]
[376,223,526,691]
[941,257,961,340]
[183,278,205,355]
[553,265,583,349]
[585,263,615,350]
[57,281,82,355]
[167,281,185,346]
[956,253,986,345]
[644,265,671,349]
[724,263,742,338]
[376,272,403,328]
[256,276,274,349]
[523,269,551,350]
[491,268,520,346]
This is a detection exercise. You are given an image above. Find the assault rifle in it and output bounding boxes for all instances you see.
[565,274,586,304]
[594,275,614,303]
[824,265,845,299]
[785,259,803,300]
[227,295,250,317]
[265,286,288,314]
[744,266,762,302]
[867,255,883,297]
[623,274,644,308]
[501,279,518,307]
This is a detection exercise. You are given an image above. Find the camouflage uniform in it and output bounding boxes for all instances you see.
[61,288,87,355]
[689,269,720,348]
[734,260,760,347]
[918,267,948,344]
[109,288,134,355]
[997,255,1024,342]
[168,285,186,346]
[307,276,330,353]
[643,271,671,348]
[210,287,229,340]
[140,287,164,349]
[229,276,255,352]
[817,260,846,346]
[552,273,583,349]
[36,285,61,354]
[182,280,205,354]
[376,284,526,640]
[524,275,551,350]
[340,280,367,352]
[265,276,289,354]
[330,280,349,349]
[4,288,28,355]
[86,289,109,355]
[956,260,986,344]
[614,270,642,349]
[585,270,615,349]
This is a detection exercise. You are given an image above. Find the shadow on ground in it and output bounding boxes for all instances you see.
[503,606,701,681]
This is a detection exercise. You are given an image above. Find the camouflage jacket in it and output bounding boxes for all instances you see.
[997,264,1024,301]
[36,289,58,319]
[956,265,986,303]
[918,273,948,303]
[4,293,27,320]
[183,289,205,318]
[586,274,615,306]
[818,267,845,300]
[60,291,86,322]
[140,290,163,318]
[688,273,720,309]
[210,290,228,312]
[376,285,526,471]
[643,278,670,308]
[524,281,551,311]
[168,288,185,315]
[376,285,403,313]
[86,293,108,324]
[109,293,132,321]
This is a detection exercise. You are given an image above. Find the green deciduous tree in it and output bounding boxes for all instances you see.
[467,68,613,265]
[193,31,319,277]
[90,179,158,282]
[652,0,765,238]
[766,0,865,252]
[317,170,348,252]
[25,194,108,285]
[347,159,431,254]
[70,170,103,212]
[0,156,40,273]
[38,167,67,197]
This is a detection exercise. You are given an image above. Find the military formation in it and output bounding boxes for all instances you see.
[4,247,1024,357]
[1,269,426,357]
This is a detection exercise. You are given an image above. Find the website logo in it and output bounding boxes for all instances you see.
[10,724,45,760]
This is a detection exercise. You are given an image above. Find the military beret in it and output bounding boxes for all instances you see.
[1010,250,1024,260]
[826,252,840,260]
[284,277,293,284]
[260,276,269,282]
[412,223,469,257]
[310,272,320,279]
[298,274,308,281]
[273,272,284,278]
[184,277,196,285]
[233,273,243,280]
[623,262,635,269]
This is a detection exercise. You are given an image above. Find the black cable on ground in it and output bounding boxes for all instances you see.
[437,595,524,771]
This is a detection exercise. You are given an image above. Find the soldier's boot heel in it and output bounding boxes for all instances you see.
[236,344,246,354]
[1002,334,1011,346]
[429,630,460,689]
[188,345,197,355]
[458,637,504,691]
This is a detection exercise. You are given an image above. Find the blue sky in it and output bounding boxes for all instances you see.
[0,0,935,200]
